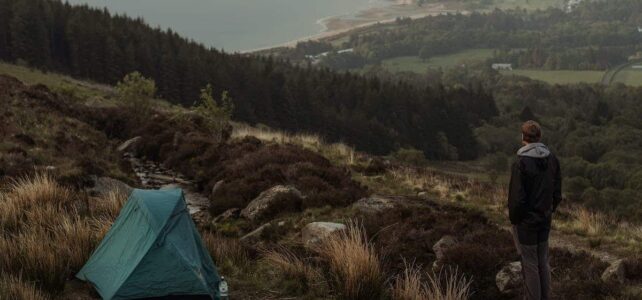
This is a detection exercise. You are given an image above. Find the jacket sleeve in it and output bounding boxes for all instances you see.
[508,160,529,225]
[552,155,562,212]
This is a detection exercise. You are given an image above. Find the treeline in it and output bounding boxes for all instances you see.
[0,0,498,159]
[490,46,636,71]
[329,0,641,69]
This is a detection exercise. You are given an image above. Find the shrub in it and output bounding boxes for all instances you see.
[391,148,427,166]
[316,222,384,300]
[116,71,156,121]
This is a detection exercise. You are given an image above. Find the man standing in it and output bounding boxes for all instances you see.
[508,120,562,300]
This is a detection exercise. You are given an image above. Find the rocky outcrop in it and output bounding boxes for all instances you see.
[240,185,304,221]
[496,261,523,294]
[601,259,627,283]
[352,195,396,215]
[302,222,346,248]
[117,136,141,152]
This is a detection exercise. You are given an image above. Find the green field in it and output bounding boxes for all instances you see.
[377,49,494,73]
[500,69,606,85]
[0,61,113,99]
[612,66,642,86]
[490,0,565,10]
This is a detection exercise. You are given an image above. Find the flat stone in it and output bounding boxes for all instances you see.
[302,222,347,248]
[601,259,627,284]
[117,136,141,152]
[352,195,396,214]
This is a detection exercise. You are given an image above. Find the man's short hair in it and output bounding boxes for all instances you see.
[521,120,541,143]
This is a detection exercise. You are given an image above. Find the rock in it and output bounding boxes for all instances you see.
[117,136,141,152]
[417,191,428,198]
[601,259,626,284]
[431,235,458,271]
[211,180,225,196]
[302,222,347,248]
[240,223,271,244]
[352,195,396,215]
[212,208,241,224]
[87,176,132,197]
[240,185,304,221]
[433,235,457,262]
[496,261,523,294]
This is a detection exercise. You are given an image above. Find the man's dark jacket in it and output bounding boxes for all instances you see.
[508,143,562,229]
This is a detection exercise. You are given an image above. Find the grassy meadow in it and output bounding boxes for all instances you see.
[500,69,606,84]
[612,66,642,86]
[377,49,494,72]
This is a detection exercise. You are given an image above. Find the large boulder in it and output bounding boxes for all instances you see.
[87,176,132,197]
[240,185,304,221]
[496,261,523,294]
[601,259,626,284]
[352,195,396,215]
[302,222,347,248]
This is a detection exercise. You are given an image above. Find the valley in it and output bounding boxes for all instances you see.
[0,0,641,299]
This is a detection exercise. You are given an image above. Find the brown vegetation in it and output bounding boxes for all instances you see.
[0,173,126,297]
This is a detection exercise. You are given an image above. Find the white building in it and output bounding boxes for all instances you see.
[492,63,513,71]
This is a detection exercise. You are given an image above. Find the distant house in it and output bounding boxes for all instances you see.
[492,63,513,71]
[305,48,354,65]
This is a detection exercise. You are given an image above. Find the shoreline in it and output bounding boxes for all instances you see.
[242,2,461,54]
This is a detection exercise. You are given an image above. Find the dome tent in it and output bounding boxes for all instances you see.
[77,189,221,299]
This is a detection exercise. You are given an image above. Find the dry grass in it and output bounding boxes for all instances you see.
[232,124,356,165]
[564,206,610,236]
[0,173,125,296]
[262,246,321,284]
[392,264,472,300]
[316,221,384,300]
[0,274,50,300]
[202,231,249,272]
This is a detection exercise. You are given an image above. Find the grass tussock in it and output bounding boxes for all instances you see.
[316,222,384,300]
[262,246,321,287]
[202,231,250,273]
[392,264,472,300]
[0,173,126,296]
[0,274,50,300]
[567,206,610,236]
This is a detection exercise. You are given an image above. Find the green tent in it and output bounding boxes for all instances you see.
[77,188,221,300]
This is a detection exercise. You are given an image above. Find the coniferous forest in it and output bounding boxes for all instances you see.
[0,0,498,159]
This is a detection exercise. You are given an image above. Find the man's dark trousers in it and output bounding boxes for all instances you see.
[512,224,551,300]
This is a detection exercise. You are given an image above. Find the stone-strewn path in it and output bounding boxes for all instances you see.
[123,152,210,224]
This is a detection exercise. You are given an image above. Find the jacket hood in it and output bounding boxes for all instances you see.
[517,143,550,158]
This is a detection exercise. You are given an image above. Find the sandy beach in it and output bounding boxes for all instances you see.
[244,1,461,53]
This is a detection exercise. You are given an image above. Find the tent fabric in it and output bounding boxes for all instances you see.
[77,189,221,300]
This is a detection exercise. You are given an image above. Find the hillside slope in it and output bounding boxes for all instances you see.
[0,67,640,299]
